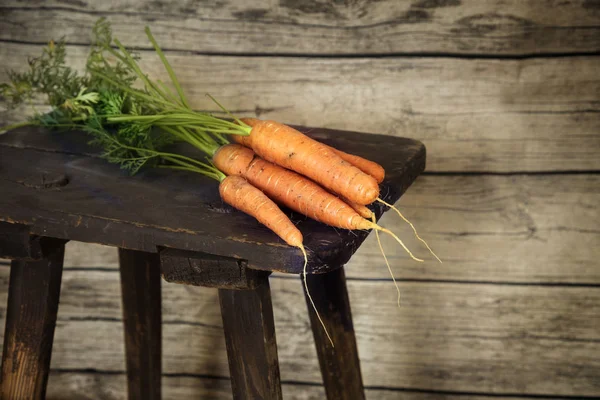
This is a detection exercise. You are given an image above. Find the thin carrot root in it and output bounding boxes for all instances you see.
[300,245,334,347]
[377,198,442,264]
[372,215,401,306]
[369,223,424,262]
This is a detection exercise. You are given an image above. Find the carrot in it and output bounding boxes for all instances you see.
[214,144,373,230]
[233,118,379,206]
[219,175,303,247]
[231,117,255,147]
[341,196,373,219]
[325,145,385,184]
[237,118,384,183]
[268,122,435,263]
[214,144,423,261]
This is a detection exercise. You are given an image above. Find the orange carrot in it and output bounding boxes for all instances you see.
[214,144,420,264]
[219,175,303,247]
[236,118,384,186]
[216,145,424,264]
[232,117,255,147]
[342,196,374,219]
[234,118,379,206]
[325,145,385,184]
[214,144,373,230]
[218,144,423,262]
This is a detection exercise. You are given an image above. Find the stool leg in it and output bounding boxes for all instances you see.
[0,243,65,400]
[303,266,365,400]
[119,249,162,400]
[219,278,282,400]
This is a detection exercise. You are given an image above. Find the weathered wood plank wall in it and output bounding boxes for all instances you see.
[2,0,600,55]
[2,44,600,172]
[1,0,599,399]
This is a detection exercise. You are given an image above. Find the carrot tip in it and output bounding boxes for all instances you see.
[371,224,424,263]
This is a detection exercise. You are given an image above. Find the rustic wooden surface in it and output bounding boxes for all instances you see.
[14,174,598,285]
[1,0,599,55]
[0,242,65,400]
[2,43,599,173]
[0,264,598,396]
[118,249,161,400]
[303,267,364,400]
[219,278,282,400]
[0,127,424,274]
[1,1,599,398]
[45,372,575,400]
[349,174,600,283]
[0,222,44,260]
[161,249,271,289]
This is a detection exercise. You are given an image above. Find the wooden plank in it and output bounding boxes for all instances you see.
[0,132,424,274]
[303,267,365,400]
[160,249,270,289]
[0,222,68,261]
[1,43,599,172]
[0,269,598,396]
[347,174,600,283]
[46,372,566,400]
[219,279,282,399]
[11,173,598,284]
[1,1,599,55]
[0,222,42,260]
[118,249,162,400]
[0,243,65,400]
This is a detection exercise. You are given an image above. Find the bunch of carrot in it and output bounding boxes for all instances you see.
[209,117,440,345]
[1,19,440,346]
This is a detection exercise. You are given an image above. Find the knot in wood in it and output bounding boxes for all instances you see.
[20,174,69,190]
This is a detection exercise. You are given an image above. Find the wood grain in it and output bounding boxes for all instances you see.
[0,128,424,274]
[303,267,364,400]
[348,174,600,283]
[0,242,65,400]
[160,249,270,289]
[7,173,598,284]
[0,222,43,260]
[45,371,568,400]
[219,279,282,399]
[0,269,598,396]
[1,4,598,399]
[118,249,162,400]
[1,42,599,172]
[1,1,599,55]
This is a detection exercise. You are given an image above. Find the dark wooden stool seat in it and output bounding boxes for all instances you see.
[0,125,425,399]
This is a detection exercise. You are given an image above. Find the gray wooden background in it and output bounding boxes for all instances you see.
[1,1,599,399]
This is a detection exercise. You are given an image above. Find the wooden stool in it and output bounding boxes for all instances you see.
[0,125,425,399]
